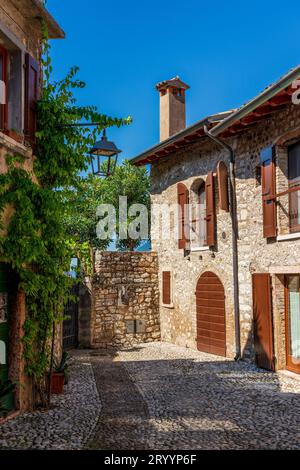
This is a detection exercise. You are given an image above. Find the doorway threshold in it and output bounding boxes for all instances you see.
[277,369,300,382]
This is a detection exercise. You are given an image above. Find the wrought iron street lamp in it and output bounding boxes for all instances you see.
[57,120,122,178]
[89,129,122,177]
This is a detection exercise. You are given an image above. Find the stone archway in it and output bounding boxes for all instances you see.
[196,271,226,357]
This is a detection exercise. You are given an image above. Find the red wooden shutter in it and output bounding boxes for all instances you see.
[205,171,216,247]
[252,273,275,371]
[177,182,189,249]
[162,271,171,305]
[261,147,277,238]
[217,161,229,212]
[24,53,40,146]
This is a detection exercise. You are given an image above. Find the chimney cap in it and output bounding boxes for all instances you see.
[156,76,190,92]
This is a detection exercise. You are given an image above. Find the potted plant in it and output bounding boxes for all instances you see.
[50,352,69,395]
[0,379,15,418]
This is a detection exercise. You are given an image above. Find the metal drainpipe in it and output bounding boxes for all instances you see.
[203,126,241,360]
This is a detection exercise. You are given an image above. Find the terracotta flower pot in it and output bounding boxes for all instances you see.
[50,372,65,395]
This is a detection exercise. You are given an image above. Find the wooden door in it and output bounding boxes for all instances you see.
[196,272,226,357]
[63,284,79,350]
[0,263,14,413]
[252,273,275,371]
[285,275,300,374]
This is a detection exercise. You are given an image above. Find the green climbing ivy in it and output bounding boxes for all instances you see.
[0,31,130,404]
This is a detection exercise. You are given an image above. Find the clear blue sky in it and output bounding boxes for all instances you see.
[48,0,300,162]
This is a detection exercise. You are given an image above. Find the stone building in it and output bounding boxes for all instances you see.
[0,1,64,413]
[131,68,300,376]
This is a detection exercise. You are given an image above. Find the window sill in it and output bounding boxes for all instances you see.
[277,369,300,382]
[277,232,300,242]
[0,131,31,157]
[190,246,210,252]
[161,303,174,309]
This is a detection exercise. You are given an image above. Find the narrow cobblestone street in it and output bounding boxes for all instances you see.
[1,342,300,450]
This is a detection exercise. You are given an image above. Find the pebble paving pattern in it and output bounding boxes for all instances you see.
[86,351,150,450]
[117,343,300,450]
[0,352,100,450]
[1,342,300,449]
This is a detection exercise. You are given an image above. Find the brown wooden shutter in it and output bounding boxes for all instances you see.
[24,53,40,146]
[205,171,216,247]
[162,271,171,305]
[261,147,277,238]
[217,161,229,212]
[177,182,189,249]
[252,273,275,371]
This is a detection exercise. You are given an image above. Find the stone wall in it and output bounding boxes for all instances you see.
[150,101,300,365]
[91,252,160,348]
[151,138,236,357]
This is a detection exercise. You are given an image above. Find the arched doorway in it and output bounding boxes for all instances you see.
[196,271,226,357]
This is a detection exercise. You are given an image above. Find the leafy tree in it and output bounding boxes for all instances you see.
[101,160,151,251]
[63,160,151,258]
[62,174,110,275]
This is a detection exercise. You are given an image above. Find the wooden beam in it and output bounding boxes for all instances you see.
[184,134,199,141]
[176,140,187,147]
[253,105,274,116]
[230,122,248,132]
[165,144,178,151]
[155,149,169,156]
[268,94,291,106]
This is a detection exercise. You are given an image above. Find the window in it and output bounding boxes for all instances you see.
[288,142,300,233]
[162,271,173,307]
[285,275,300,374]
[198,184,207,245]
[0,28,39,145]
[125,320,146,335]
[190,179,207,249]
[179,174,216,251]
[0,46,7,131]
[0,29,24,140]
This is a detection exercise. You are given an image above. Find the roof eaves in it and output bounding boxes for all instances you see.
[13,0,65,39]
[34,0,65,39]
[130,110,234,165]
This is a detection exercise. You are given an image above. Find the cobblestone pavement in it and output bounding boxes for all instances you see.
[116,342,300,450]
[86,351,150,450]
[0,352,100,450]
[1,343,300,450]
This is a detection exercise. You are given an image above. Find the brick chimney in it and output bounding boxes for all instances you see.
[156,76,190,142]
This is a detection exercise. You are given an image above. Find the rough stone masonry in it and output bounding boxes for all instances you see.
[91,251,160,348]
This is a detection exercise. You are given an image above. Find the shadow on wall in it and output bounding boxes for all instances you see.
[241,320,256,364]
